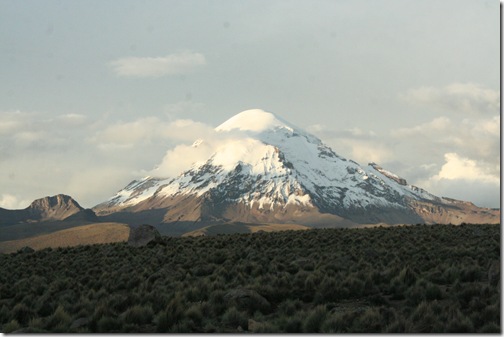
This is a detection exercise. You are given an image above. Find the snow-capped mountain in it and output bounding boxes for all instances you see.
[93,109,499,226]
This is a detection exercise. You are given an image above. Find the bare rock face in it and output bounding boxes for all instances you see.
[0,194,96,226]
[127,224,162,247]
[27,194,84,221]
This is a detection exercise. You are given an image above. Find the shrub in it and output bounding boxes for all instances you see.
[316,276,349,302]
[479,322,500,333]
[405,283,425,306]
[11,302,34,325]
[185,303,204,326]
[410,301,441,332]
[351,307,382,332]
[155,311,169,333]
[481,304,500,326]
[398,267,418,286]
[425,283,443,300]
[155,295,186,332]
[283,315,303,333]
[0,305,10,324]
[444,309,474,333]
[209,290,227,316]
[120,304,154,325]
[2,319,21,333]
[96,316,121,332]
[321,313,345,333]
[221,307,247,330]
[303,305,328,333]
[249,320,280,333]
[27,317,45,330]
[278,299,302,316]
[45,305,72,331]
[0,224,500,333]
[107,293,132,313]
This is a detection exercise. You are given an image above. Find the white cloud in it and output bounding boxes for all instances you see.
[57,113,87,127]
[89,117,214,150]
[402,82,499,114]
[307,124,387,165]
[152,140,216,177]
[13,131,48,144]
[432,153,499,185]
[0,194,31,209]
[392,115,499,163]
[66,166,138,206]
[392,116,451,137]
[110,51,207,78]
[334,139,391,165]
[0,111,32,135]
[464,115,500,136]
[414,153,500,208]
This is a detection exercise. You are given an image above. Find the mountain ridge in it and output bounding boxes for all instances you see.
[0,194,97,226]
[93,109,500,226]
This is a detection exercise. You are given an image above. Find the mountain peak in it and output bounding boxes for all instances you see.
[27,194,85,221]
[29,194,83,211]
[94,110,500,227]
[215,109,297,133]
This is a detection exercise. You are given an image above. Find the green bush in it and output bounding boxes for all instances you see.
[221,307,247,330]
[425,283,443,300]
[2,319,21,333]
[120,304,154,325]
[11,302,34,325]
[96,316,121,332]
[479,322,500,333]
[321,313,345,333]
[45,305,72,331]
[351,307,382,332]
[444,308,474,333]
[0,224,499,333]
[303,305,328,333]
[284,315,303,333]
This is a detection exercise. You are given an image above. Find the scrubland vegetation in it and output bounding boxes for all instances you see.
[0,223,500,333]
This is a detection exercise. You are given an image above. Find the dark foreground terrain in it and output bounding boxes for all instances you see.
[0,224,500,333]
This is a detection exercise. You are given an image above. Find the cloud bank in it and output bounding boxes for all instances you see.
[0,106,215,209]
[110,51,206,78]
[402,82,499,115]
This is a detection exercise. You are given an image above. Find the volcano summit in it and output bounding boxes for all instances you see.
[93,109,499,228]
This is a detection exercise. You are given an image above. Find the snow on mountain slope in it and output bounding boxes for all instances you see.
[215,108,296,133]
[94,109,499,225]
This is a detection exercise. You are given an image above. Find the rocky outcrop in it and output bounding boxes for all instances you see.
[408,198,500,225]
[127,224,162,247]
[27,194,84,221]
[369,162,407,185]
[0,194,97,226]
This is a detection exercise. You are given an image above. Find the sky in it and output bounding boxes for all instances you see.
[0,0,500,209]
